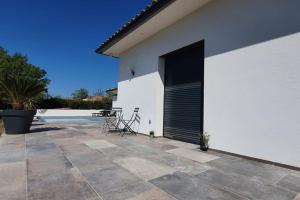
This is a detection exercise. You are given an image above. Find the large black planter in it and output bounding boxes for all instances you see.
[1,110,36,134]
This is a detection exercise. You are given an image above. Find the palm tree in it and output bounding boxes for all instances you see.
[0,73,46,110]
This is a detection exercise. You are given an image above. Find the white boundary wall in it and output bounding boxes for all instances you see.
[36,109,100,116]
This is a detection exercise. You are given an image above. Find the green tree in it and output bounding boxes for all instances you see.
[71,88,89,100]
[94,89,105,96]
[0,46,49,109]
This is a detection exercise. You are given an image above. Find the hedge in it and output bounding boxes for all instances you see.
[36,97,112,109]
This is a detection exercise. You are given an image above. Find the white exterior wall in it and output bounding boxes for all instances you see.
[116,0,300,167]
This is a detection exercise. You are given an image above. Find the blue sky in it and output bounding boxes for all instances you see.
[0,0,150,97]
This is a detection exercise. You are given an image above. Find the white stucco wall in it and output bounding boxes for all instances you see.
[116,0,300,167]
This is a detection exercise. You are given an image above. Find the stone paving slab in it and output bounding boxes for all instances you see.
[294,193,300,200]
[59,143,95,156]
[207,157,287,184]
[276,174,300,193]
[26,143,61,157]
[128,136,178,151]
[166,148,220,163]
[150,172,245,200]
[127,188,176,200]
[0,150,25,164]
[67,151,115,173]
[160,140,199,149]
[28,168,100,200]
[0,135,25,145]
[0,162,26,200]
[114,157,176,181]
[0,136,25,152]
[27,154,73,177]
[26,135,53,146]
[195,169,297,200]
[97,146,135,160]
[54,138,81,146]
[82,165,153,200]
[152,152,211,175]
[84,139,117,150]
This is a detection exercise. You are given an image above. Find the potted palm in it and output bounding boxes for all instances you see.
[0,47,49,134]
[0,74,46,134]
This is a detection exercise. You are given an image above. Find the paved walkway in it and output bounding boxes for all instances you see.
[0,122,299,200]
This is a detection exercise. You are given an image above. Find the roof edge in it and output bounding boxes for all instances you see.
[95,0,175,55]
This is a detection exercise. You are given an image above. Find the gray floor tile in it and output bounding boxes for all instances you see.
[114,157,176,181]
[59,143,95,156]
[67,151,114,173]
[195,169,296,200]
[82,165,145,194]
[28,168,100,200]
[84,139,117,150]
[26,143,61,157]
[27,154,73,177]
[150,172,245,200]
[0,150,25,164]
[276,174,300,193]
[161,140,199,149]
[166,148,220,163]
[127,188,177,200]
[294,193,300,200]
[100,180,153,200]
[26,135,53,146]
[0,162,26,200]
[208,157,287,184]
[0,140,25,152]
[98,146,134,160]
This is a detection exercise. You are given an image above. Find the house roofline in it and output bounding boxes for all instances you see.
[95,0,175,55]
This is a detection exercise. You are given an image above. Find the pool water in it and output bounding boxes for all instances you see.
[38,116,102,123]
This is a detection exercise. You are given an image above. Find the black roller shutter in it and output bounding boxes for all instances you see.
[163,41,204,144]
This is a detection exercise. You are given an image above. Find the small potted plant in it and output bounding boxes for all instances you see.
[200,132,210,151]
[149,131,155,138]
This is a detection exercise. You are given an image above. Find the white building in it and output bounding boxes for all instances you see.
[96,0,300,168]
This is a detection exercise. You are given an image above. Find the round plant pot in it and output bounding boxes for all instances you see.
[200,146,209,151]
[1,110,35,134]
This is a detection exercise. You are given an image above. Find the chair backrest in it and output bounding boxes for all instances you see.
[134,114,141,124]
[109,107,122,117]
[127,107,139,122]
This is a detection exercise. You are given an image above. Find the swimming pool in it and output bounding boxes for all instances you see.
[38,116,102,123]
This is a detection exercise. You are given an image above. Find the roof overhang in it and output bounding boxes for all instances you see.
[96,0,212,57]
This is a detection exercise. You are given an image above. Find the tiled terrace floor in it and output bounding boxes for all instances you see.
[0,121,299,200]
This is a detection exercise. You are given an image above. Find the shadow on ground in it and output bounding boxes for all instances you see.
[30,127,65,133]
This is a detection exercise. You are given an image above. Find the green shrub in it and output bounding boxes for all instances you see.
[37,97,68,109]
[37,97,112,110]
[67,98,112,109]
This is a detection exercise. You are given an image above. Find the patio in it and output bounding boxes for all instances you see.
[0,121,299,200]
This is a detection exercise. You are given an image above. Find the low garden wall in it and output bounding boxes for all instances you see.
[36,109,101,116]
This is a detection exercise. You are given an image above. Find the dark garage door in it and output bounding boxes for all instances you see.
[163,41,204,144]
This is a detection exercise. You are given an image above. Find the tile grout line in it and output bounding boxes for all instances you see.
[53,141,105,200]
[25,133,28,200]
